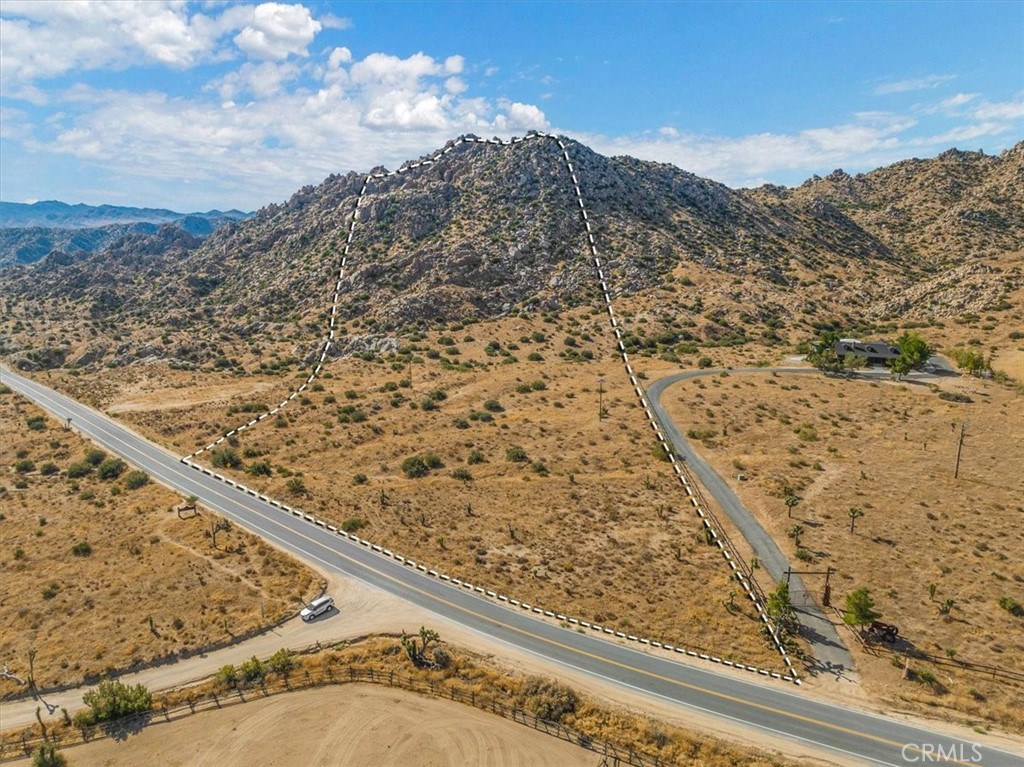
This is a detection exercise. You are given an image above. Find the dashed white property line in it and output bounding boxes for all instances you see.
[179,132,799,683]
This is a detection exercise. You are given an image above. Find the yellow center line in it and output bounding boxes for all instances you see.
[6,373,988,764]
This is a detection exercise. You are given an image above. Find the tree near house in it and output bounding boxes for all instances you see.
[806,331,842,373]
[888,331,932,379]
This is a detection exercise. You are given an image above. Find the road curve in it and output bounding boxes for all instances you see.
[3,366,1019,767]
[647,364,952,675]
[647,367,853,674]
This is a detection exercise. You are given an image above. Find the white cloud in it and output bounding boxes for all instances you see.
[502,102,548,130]
[445,77,467,95]
[319,13,351,31]
[971,96,1024,122]
[10,46,551,208]
[571,103,1012,188]
[329,47,353,67]
[444,55,464,75]
[351,52,441,86]
[940,93,977,110]
[0,1,327,87]
[233,2,322,60]
[874,74,955,95]
[0,1,225,84]
[210,60,302,100]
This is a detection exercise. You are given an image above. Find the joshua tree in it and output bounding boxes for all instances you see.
[784,490,801,518]
[848,507,864,534]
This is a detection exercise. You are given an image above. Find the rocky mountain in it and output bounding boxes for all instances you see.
[1,136,1020,370]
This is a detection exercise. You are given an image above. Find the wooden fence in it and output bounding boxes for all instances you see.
[2,666,674,766]
[832,606,1024,684]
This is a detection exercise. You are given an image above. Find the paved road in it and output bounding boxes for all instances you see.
[647,364,952,676]
[3,366,1019,767]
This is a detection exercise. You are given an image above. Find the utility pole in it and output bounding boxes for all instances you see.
[597,377,606,421]
[954,421,967,479]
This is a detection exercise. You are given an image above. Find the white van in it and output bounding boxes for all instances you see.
[300,595,334,621]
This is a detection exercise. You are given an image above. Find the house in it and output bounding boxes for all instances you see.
[833,338,900,366]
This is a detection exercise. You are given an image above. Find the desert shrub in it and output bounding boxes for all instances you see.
[452,418,469,429]
[352,473,368,485]
[14,459,35,474]
[75,679,152,727]
[651,443,670,462]
[530,380,546,391]
[246,460,272,476]
[527,352,543,361]
[515,383,532,394]
[42,584,59,600]
[31,742,66,767]
[938,391,972,403]
[450,468,473,482]
[531,460,548,475]
[519,677,579,722]
[467,450,485,465]
[686,428,718,441]
[401,456,430,478]
[97,458,127,480]
[698,356,714,369]
[39,462,59,476]
[341,517,368,533]
[505,445,528,463]
[66,461,92,478]
[124,469,149,489]
[238,402,268,413]
[286,477,306,495]
[239,656,266,684]
[998,596,1023,617]
[216,664,238,689]
[71,541,93,557]
[420,398,438,411]
[794,424,819,442]
[26,415,46,431]
[423,452,443,469]
[211,447,242,469]
[268,648,296,677]
[483,399,504,412]
[85,449,107,466]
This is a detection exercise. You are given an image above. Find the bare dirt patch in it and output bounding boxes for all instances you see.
[0,392,317,695]
[6,684,599,767]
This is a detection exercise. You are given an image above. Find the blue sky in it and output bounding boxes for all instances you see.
[1,1,1021,211]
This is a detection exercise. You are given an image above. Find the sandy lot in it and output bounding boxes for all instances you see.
[7,685,597,767]
[0,392,317,694]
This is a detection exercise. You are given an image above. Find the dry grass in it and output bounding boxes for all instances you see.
[660,367,1024,729]
[2,635,813,767]
[0,391,317,695]
[36,310,786,673]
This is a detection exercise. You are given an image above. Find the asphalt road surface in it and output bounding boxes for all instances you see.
[3,366,1019,767]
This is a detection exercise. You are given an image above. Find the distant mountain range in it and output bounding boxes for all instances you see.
[0,200,249,230]
[0,201,250,267]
